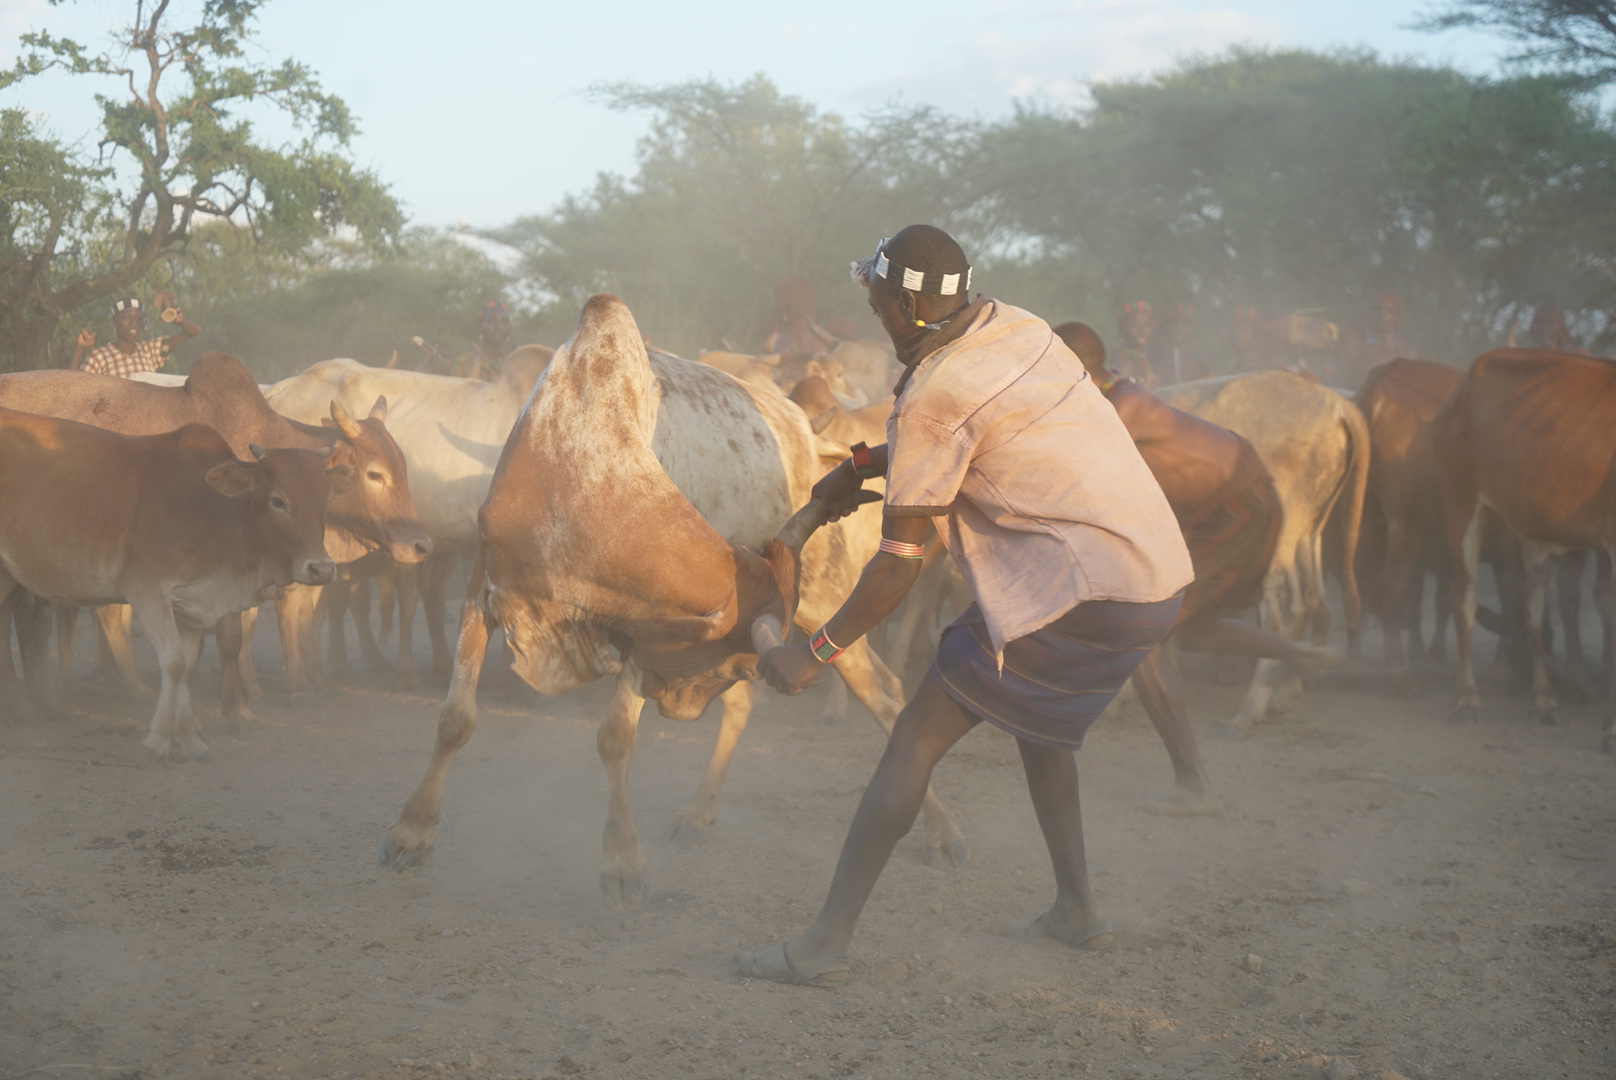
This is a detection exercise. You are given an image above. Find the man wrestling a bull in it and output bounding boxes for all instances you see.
[741,226,1194,987]
[1055,321,1337,813]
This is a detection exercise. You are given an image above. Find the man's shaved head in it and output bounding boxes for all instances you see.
[876,225,970,294]
[1055,322,1108,376]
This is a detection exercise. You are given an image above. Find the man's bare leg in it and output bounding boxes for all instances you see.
[1018,736,1113,948]
[1129,646,1219,815]
[746,674,978,978]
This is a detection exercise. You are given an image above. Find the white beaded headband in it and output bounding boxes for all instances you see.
[850,237,972,297]
[111,297,142,314]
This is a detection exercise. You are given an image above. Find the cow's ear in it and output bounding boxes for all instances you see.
[205,460,256,496]
[318,417,337,428]
[325,462,354,496]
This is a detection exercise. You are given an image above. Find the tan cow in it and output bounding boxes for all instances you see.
[0,411,341,759]
[263,347,552,691]
[1161,371,1368,733]
[1436,348,1616,754]
[379,295,965,906]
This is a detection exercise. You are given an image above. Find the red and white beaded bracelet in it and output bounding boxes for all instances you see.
[808,625,845,663]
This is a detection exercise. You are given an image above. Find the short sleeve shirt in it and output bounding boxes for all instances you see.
[82,338,168,379]
[884,300,1193,658]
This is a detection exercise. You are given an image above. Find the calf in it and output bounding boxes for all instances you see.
[0,411,342,760]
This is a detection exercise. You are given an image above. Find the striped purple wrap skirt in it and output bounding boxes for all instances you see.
[933,594,1183,751]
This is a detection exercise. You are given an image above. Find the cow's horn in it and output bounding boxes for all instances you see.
[749,612,786,655]
[329,399,364,441]
[809,408,837,435]
[773,497,834,557]
[249,443,267,461]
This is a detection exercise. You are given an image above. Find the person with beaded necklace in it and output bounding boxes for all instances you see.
[739,225,1193,987]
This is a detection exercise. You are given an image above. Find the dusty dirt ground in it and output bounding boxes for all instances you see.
[2,599,1614,1080]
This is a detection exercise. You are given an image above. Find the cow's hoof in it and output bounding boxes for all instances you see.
[377,833,431,873]
[1530,707,1559,727]
[1446,705,1480,724]
[926,837,970,869]
[600,871,649,910]
[140,743,168,765]
[186,747,213,764]
[667,816,709,848]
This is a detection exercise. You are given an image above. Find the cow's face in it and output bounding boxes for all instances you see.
[323,397,433,564]
[206,446,340,586]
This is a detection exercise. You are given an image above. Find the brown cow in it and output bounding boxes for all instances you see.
[1353,358,1462,677]
[1436,348,1616,754]
[0,354,430,712]
[380,295,969,905]
[0,411,342,759]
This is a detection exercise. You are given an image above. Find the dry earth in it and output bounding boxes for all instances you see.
[1,605,1613,1080]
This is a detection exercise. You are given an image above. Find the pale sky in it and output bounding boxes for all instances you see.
[3,1,1514,230]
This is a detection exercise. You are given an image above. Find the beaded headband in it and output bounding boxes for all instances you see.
[111,297,142,315]
[849,237,971,297]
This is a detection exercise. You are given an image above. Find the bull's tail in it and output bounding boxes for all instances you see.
[1336,395,1372,659]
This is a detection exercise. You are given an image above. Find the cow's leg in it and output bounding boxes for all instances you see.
[95,604,152,696]
[214,612,261,731]
[0,580,32,720]
[393,562,422,691]
[349,574,388,672]
[379,589,495,872]
[599,665,650,908]
[129,595,186,762]
[1521,541,1559,725]
[1132,644,1218,815]
[239,605,263,702]
[1221,563,1290,736]
[323,573,354,676]
[422,549,458,679]
[669,681,754,846]
[376,561,397,654]
[1450,508,1484,721]
[16,593,59,715]
[173,623,210,762]
[835,639,968,867]
[1380,515,1420,683]
[54,605,77,692]
[276,584,326,699]
[1556,550,1594,701]
[1602,545,1616,756]
[1599,552,1614,671]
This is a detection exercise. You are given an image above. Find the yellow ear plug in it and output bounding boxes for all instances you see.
[915,319,927,327]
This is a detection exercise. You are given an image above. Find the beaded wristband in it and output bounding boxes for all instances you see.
[808,625,845,663]
[878,538,926,559]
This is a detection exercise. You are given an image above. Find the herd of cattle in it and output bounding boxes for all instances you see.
[0,294,1610,905]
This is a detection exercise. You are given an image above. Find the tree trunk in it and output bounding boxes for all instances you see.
[4,311,61,372]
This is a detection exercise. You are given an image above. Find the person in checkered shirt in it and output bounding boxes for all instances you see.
[70,295,200,378]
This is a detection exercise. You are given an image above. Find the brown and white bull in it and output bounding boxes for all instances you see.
[379,295,964,905]
[1436,348,1616,754]
[0,354,430,712]
[263,348,552,689]
[1161,370,1368,733]
[0,411,341,759]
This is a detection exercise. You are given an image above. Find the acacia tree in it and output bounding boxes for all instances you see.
[0,0,401,369]
[1417,1,1616,82]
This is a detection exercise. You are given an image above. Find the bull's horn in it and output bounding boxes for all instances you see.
[773,497,832,557]
[249,443,268,461]
[808,319,842,349]
[750,612,786,655]
[329,399,364,441]
[368,394,388,422]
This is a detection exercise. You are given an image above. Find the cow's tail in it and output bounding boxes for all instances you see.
[1337,395,1372,660]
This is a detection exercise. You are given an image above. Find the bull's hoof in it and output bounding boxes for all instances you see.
[377,833,432,873]
[666,816,709,849]
[1446,704,1480,724]
[925,836,970,869]
[188,748,213,764]
[599,870,649,910]
[1530,707,1559,727]
[1602,732,1616,758]
[140,743,168,764]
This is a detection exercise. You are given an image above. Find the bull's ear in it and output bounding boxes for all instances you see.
[368,395,388,422]
[205,460,256,496]
[325,462,354,496]
[627,609,729,646]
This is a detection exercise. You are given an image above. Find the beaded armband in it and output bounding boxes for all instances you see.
[850,442,883,481]
[808,626,845,664]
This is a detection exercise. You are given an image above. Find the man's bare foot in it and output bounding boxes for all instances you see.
[1138,788,1222,816]
[1032,910,1114,951]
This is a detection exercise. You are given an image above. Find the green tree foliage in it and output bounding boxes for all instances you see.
[0,0,401,370]
[493,76,983,357]
[971,49,1616,360]
[1416,1,1616,83]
